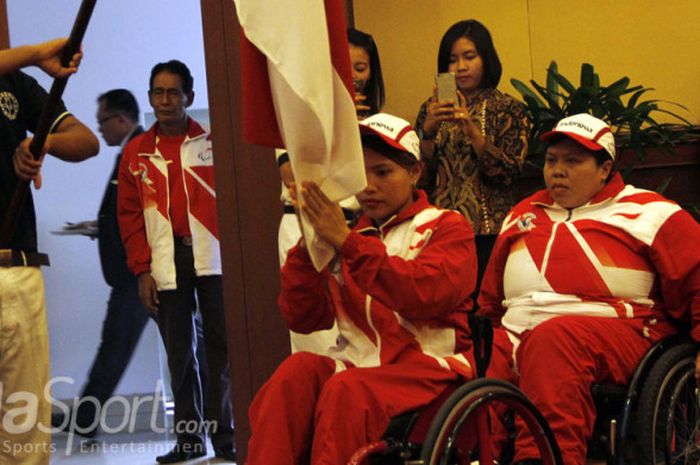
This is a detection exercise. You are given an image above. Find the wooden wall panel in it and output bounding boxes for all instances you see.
[199,1,357,460]
[199,0,290,460]
[0,0,9,48]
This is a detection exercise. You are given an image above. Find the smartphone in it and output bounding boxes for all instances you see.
[435,72,457,103]
[353,78,366,95]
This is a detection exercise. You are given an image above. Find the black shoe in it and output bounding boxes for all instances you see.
[51,412,98,438]
[156,443,207,463]
[213,446,237,462]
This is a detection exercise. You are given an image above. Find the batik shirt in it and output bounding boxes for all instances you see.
[416,88,528,235]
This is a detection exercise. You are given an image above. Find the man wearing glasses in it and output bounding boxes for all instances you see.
[52,89,148,438]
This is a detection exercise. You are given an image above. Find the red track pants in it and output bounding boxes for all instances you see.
[247,351,460,465]
[487,315,652,465]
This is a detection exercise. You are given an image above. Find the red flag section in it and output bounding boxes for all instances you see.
[238,0,354,149]
[240,32,283,147]
[234,0,366,270]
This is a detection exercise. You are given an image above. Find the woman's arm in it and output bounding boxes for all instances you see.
[454,93,529,186]
[476,231,511,326]
[44,115,99,162]
[415,90,456,162]
[649,209,700,341]
[277,182,338,333]
[13,115,99,187]
[278,243,335,333]
[341,212,477,319]
[0,38,81,77]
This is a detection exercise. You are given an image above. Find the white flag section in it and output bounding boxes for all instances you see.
[234,0,366,270]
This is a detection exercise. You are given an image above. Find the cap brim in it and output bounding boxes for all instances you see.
[540,130,605,152]
[360,125,413,155]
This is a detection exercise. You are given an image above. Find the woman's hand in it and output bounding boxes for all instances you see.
[299,181,350,249]
[354,92,371,119]
[421,85,457,139]
[13,137,46,188]
[279,160,295,188]
[34,38,82,78]
[454,89,486,155]
[695,349,700,385]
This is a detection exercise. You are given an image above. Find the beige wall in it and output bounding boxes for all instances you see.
[355,0,700,125]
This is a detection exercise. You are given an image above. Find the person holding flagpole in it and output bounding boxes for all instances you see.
[415,19,528,299]
[276,28,386,355]
[1,38,99,465]
[247,113,477,465]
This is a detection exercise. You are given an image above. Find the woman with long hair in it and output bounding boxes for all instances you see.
[415,19,528,295]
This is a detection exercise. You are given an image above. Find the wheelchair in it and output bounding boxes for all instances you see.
[348,319,699,465]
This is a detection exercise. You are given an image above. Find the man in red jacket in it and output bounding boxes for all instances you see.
[117,60,234,463]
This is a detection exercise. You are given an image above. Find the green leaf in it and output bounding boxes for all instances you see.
[618,84,644,97]
[606,77,630,97]
[549,71,577,95]
[531,80,565,114]
[512,57,694,186]
[627,88,653,109]
[545,62,560,106]
[510,78,545,107]
[580,63,595,88]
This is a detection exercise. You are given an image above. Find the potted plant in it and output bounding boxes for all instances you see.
[510,62,699,218]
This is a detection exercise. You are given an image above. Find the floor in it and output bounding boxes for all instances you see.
[50,431,235,465]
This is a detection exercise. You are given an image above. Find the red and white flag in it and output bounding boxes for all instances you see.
[234,0,366,270]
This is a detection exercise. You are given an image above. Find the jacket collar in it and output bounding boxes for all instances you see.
[532,172,626,209]
[355,190,431,234]
[137,117,207,155]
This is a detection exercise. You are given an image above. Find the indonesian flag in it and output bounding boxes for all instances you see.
[234,0,366,270]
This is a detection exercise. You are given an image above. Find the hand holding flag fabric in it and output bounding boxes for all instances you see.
[234,0,366,270]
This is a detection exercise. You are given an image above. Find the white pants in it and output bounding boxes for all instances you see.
[278,213,340,354]
[0,267,51,465]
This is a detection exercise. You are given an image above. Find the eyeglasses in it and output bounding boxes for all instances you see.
[97,114,120,126]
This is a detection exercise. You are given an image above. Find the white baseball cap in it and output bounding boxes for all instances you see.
[541,113,616,160]
[359,113,420,160]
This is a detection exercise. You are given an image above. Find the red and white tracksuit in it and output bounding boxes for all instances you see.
[247,191,477,465]
[117,118,220,289]
[478,173,700,465]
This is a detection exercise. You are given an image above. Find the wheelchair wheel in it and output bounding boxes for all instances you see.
[420,378,563,465]
[635,342,700,465]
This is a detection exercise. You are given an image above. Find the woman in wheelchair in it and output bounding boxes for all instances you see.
[246,113,479,465]
[478,113,700,465]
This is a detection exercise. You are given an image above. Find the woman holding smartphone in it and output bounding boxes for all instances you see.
[415,19,528,295]
[347,27,385,118]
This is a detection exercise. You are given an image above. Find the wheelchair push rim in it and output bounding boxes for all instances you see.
[420,379,563,465]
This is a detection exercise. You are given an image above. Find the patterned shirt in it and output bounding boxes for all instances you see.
[416,88,528,235]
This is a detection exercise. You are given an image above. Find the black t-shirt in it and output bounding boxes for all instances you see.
[0,71,68,252]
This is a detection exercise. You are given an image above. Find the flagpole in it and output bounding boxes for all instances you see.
[0,0,98,247]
